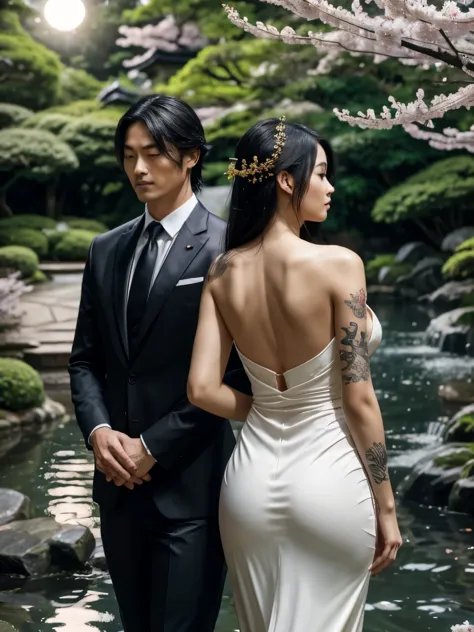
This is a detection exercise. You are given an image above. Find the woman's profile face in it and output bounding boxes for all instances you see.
[298,144,335,223]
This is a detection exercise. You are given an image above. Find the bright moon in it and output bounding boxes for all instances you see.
[44,0,86,32]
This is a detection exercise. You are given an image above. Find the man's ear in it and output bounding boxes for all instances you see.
[276,170,293,195]
[184,149,200,170]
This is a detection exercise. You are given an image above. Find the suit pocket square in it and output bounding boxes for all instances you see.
[176,277,204,286]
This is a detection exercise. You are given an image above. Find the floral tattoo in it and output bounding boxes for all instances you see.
[344,289,367,319]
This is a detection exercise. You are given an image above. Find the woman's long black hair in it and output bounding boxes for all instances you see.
[225,118,334,251]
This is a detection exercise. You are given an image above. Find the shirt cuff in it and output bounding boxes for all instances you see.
[88,424,112,445]
[140,434,152,456]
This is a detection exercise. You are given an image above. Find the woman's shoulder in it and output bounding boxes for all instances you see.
[297,243,364,274]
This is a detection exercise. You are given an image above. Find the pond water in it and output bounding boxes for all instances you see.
[0,296,473,632]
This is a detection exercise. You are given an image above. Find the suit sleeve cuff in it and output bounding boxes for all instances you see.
[88,423,112,445]
[140,434,153,456]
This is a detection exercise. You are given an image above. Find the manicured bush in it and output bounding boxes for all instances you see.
[0,215,56,230]
[21,112,75,135]
[365,254,396,283]
[0,103,33,129]
[0,358,45,411]
[53,229,98,261]
[0,228,49,258]
[27,269,48,285]
[61,217,108,233]
[45,230,65,253]
[442,238,474,280]
[456,237,474,253]
[0,245,39,277]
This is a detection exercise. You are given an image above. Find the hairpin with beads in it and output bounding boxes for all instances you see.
[225,116,287,184]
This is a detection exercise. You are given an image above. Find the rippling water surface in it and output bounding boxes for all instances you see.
[0,297,473,631]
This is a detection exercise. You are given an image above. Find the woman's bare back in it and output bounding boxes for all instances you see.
[209,236,371,390]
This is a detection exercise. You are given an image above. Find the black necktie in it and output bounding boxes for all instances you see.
[127,221,164,348]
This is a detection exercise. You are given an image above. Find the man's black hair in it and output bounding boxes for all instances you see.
[115,94,210,193]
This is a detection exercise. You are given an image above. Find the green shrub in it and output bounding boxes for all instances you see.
[0,215,56,230]
[45,229,65,252]
[456,237,474,253]
[365,254,396,283]
[61,217,108,233]
[0,245,38,277]
[202,162,230,186]
[0,228,49,258]
[434,445,474,469]
[0,102,33,129]
[53,229,98,261]
[0,358,45,411]
[42,99,102,117]
[442,250,474,280]
[27,269,48,285]
[21,112,75,135]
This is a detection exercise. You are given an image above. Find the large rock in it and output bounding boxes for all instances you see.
[395,242,437,265]
[419,280,474,312]
[89,538,107,571]
[0,527,50,575]
[441,227,474,253]
[439,380,474,405]
[448,460,474,515]
[0,397,66,436]
[425,307,474,355]
[444,404,474,442]
[50,525,95,569]
[0,516,95,576]
[396,257,444,296]
[398,443,474,507]
[0,489,31,526]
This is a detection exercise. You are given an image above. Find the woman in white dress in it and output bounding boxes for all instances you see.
[187,117,402,632]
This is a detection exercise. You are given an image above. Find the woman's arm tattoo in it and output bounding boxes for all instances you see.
[365,442,389,484]
[344,288,367,319]
[339,321,370,384]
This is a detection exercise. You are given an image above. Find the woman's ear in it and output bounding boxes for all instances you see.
[276,170,293,195]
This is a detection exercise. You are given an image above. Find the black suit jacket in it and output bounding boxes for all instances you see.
[68,202,251,519]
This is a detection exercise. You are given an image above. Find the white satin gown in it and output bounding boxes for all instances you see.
[219,307,382,632]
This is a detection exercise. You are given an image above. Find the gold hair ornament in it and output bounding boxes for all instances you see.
[225,116,287,184]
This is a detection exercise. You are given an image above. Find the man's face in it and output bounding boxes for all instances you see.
[122,122,197,203]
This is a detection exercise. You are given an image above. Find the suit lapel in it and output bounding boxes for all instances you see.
[112,215,145,359]
[131,203,210,360]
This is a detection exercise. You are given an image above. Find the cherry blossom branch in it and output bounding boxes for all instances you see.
[334,84,474,128]
[404,122,474,151]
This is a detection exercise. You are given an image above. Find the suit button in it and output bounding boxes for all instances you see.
[128,373,136,385]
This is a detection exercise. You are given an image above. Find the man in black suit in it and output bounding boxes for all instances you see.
[68,95,250,632]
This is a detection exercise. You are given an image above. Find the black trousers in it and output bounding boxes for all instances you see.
[100,484,226,632]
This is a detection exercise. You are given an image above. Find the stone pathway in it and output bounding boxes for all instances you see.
[15,274,82,372]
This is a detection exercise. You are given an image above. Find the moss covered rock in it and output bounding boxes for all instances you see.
[444,404,474,443]
[0,246,39,278]
[365,254,396,284]
[398,443,474,507]
[448,461,474,515]
[0,358,45,411]
[0,228,48,258]
[52,229,98,262]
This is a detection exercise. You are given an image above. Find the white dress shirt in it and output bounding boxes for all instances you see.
[88,194,198,455]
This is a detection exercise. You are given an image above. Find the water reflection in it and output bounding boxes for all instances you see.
[0,297,473,632]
